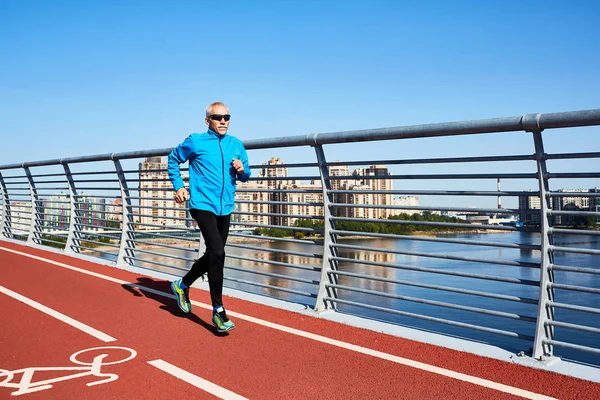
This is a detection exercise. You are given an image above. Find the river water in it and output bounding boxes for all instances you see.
[94,231,600,366]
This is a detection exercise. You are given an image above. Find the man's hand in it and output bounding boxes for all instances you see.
[231,158,244,174]
[174,187,189,204]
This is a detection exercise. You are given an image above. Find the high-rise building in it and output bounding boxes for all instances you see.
[42,194,70,232]
[105,199,123,220]
[259,157,295,189]
[258,157,296,225]
[360,165,394,219]
[348,184,376,219]
[328,162,349,191]
[327,163,364,218]
[234,159,404,226]
[138,157,188,228]
[78,195,106,229]
[234,181,271,226]
[278,181,324,226]
[518,191,543,224]
[9,201,31,236]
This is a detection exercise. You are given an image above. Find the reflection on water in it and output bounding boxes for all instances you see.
[92,231,600,366]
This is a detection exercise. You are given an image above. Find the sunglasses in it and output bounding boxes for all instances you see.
[208,114,231,121]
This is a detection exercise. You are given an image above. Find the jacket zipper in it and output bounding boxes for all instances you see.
[219,138,224,215]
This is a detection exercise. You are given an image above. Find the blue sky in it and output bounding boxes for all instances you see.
[1,0,599,206]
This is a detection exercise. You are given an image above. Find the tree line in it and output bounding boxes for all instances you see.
[253,212,469,239]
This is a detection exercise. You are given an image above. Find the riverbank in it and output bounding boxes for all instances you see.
[82,235,273,253]
[83,229,514,254]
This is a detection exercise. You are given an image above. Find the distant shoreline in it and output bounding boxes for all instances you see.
[83,229,512,253]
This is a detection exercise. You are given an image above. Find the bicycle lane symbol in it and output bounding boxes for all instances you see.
[0,346,137,396]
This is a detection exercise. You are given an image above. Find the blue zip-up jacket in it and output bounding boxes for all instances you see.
[167,129,251,216]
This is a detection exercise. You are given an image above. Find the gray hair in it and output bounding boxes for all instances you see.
[206,101,228,117]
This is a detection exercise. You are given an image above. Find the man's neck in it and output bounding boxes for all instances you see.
[207,128,226,137]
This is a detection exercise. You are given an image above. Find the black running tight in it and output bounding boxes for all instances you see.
[182,209,230,308]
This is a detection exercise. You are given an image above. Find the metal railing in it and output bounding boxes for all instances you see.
[1,109,599,367]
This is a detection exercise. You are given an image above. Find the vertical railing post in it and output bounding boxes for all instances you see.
[0,171,11,238]
[114,158,137,266]
[528,123,556,360]
[24,167,43,245]
[63,163,82,253]
[313,144,339,311]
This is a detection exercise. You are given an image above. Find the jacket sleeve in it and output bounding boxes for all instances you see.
[237,142,251,182]
[168,135,194,191]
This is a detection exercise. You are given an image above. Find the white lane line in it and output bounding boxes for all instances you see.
[225,316,557,400]
[0,245,556,400]
[0,284,117,343]
[148,359,248,400]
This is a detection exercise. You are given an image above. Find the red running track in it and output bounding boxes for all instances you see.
[1,240,598,399]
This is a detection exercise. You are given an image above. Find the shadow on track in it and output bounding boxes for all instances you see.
[121,277,229,337]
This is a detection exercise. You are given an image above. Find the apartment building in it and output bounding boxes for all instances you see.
[362,165,394,219]
[42,194,70,232]
[105,198,123,220]
[347,184,376,219]
[332,165,395,219]
[552,188,595,225]
[2,193,107,235]
[518,191,543,224]
[259,157,296,189]
[328,162,349,191]
[592,187,600,223]
[6,201,30,236]
[138,157,189,228]
[390,196,420,216]
[249,161,397,224]
[519,188,599,225]
[134,156,405,228]
[278,181,324,226]
[234,181,271,226]
[78,195,106,230]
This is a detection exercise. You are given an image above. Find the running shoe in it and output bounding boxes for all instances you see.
[171,278,191,313]
[212,306,235,332]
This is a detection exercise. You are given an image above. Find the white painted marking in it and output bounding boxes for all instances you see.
[0,245,557,400]
[0,346,135,396]
[148,359,247,400]
[0,284,116,343]
[224,312,557,400]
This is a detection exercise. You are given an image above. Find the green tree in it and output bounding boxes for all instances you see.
[585,216,596,228]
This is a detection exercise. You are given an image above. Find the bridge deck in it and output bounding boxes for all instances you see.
[1,240,598,399]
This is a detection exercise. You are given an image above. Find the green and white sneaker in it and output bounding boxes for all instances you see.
[171,279,191,313]
[212,306,235,332]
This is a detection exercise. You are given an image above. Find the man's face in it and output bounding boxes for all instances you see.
[205,104,230,135]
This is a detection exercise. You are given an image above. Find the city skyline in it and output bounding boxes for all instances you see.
[4,153,597,233]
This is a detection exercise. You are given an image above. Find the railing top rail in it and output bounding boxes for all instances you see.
[1,109,599,170]
[245,109,600,150]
